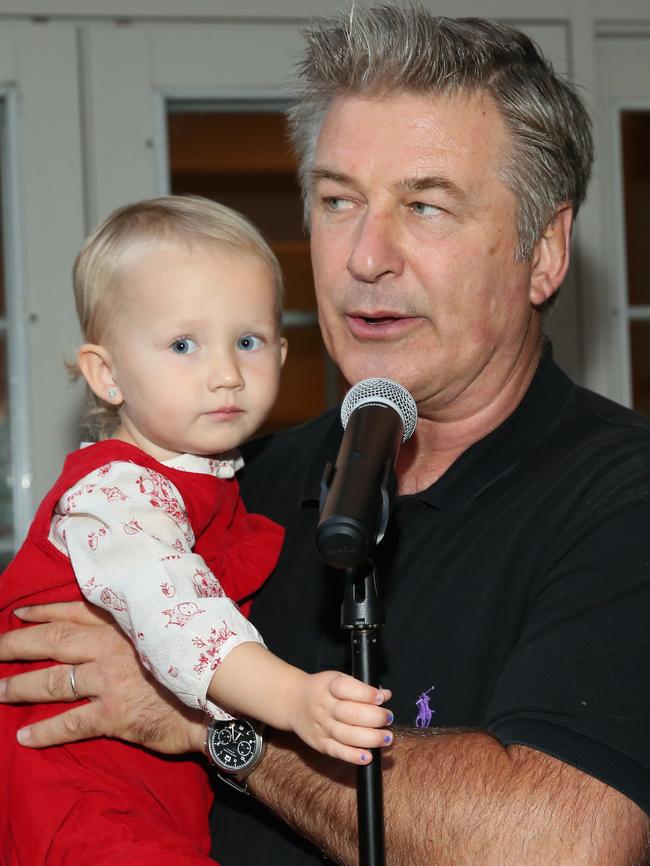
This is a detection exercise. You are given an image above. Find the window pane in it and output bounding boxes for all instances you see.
[621,112,650,306]
[630,320,650,416]
[0,164,4,321]
[0,100,12,551]
[0,328,12,546]
[167,111,304,243]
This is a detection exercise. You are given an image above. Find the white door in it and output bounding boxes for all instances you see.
[0,21,85,552]
[596,33,650,412]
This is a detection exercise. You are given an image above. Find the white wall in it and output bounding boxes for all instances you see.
[1,0,648,528]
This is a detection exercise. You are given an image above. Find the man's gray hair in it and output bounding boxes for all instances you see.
[288,4,593,261]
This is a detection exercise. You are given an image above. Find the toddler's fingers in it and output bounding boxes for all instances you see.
[326,741,376,766]
[324,718,393,751]
[329,673,391,706]
[332,699,393,730]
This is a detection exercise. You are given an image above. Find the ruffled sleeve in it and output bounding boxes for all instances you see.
[50,460,265,718]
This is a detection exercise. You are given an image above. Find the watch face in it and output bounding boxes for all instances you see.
[208,720,262,773]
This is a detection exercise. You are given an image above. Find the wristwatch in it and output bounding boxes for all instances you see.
[204,718,266,794]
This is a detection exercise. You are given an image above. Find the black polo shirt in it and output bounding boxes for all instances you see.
[212,350,650,865]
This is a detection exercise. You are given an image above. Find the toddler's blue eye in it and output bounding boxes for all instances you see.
[237,334,263,351]
[171,337,198,355]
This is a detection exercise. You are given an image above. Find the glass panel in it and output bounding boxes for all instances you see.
[273,324,329,427]
[0,161,4,322]
[0,100,12,552]
[167,107,343,433]
[167,111,304,243]
[0,329,11,542]
[630,320,650,416]
[621,112,650,306]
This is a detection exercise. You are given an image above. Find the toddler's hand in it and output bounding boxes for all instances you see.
[290,671,393,765]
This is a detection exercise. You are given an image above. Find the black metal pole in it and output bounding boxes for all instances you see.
[341,562,385,866]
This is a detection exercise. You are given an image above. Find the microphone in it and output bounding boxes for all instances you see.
[316,377,417,569]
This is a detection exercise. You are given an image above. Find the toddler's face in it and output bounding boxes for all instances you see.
[105,242,286,461]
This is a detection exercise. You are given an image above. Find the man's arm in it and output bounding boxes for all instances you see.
[1,604,648,866]
[252,729,650,866]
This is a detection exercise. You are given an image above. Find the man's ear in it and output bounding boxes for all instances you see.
[529,204,573,307]
[77,343,122,405]
[280,336,288,368]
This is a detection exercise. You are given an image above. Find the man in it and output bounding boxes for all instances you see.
[0,7,649,865]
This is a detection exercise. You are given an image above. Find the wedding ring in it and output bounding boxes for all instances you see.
[69,664,81,701]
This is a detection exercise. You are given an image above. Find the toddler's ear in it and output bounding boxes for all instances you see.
[77,344,122,405]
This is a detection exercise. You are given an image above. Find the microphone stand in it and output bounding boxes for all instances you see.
[317,457,393,866]
[317,388,417,865]
[341,559,385,866]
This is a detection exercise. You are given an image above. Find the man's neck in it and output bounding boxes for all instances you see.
[395,341,543,495]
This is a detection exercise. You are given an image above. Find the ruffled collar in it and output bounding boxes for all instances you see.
[164,450,244,479]
[80,442,244,479]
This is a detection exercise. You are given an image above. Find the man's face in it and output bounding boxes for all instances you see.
[309,90,545,420]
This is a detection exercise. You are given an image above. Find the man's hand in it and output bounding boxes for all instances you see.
[0,601,206,754]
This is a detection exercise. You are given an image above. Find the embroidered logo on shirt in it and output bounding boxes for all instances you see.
[415,685,435,728]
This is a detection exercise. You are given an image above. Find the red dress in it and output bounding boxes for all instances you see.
[0,440,284,865]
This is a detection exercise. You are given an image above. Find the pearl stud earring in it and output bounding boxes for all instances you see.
[108,388,117,400]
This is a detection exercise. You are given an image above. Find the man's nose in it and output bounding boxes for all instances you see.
[346,209,404,283]
[207,350,244,391]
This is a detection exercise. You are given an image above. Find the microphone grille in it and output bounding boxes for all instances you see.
[341,377,418,442]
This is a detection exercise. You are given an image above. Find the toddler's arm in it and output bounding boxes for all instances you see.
[207,642,392,765]
[54,460,266,717]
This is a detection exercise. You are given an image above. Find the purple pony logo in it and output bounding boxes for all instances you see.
[415,685,435,728]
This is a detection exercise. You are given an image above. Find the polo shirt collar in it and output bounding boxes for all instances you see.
[301,343,575,511]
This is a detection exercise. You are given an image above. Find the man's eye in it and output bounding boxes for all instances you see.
[324,196,353,211]
[171,337,198,355]
[411,202,441,216]
[237,334,263,351]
